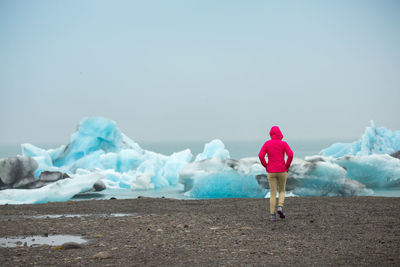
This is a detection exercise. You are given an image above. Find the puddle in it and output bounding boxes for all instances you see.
[1,213,138,221]
[0,235,87,248]
[28,213,138,219]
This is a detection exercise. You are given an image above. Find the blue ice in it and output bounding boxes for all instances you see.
[1,117,399,204]
[320,121,400,158]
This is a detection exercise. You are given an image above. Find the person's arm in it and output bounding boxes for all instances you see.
[284,142,293,170]
[258,143,268,169]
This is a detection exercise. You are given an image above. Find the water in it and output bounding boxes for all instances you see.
[140,139,345,159]
[0,235,87,247]
[0,139,341,160]
[73,184,192,200]
[0,213,139,220]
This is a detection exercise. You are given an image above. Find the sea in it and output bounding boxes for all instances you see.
[0,139,399,198]
[0,139,347,160]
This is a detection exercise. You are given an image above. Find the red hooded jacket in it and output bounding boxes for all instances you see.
[258,126,293,173]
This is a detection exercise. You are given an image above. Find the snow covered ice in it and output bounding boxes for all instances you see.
[0,117,399,204]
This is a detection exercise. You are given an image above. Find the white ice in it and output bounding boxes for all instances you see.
[194,139,230,161]
[0,173,104,205]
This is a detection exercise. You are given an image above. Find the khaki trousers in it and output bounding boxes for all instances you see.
[267,172,287,214]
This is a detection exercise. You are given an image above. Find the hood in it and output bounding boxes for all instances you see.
[269,126,283,140]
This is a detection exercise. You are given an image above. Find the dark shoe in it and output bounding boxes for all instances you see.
[277,206,285,219]
[269,214,276,222]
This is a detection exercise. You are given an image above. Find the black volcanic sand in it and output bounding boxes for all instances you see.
[0,197,399,266]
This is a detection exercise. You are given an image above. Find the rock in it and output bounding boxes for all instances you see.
[61,242,83,249]
[0,156,38,185]
[12,176,36,189]
[93,180,106,191]
[204,218,213,224]
[39,171,65,182]
[390,150,400,159]
[13,171,69,189]
[93,251,112,259]
[0,157,70,190]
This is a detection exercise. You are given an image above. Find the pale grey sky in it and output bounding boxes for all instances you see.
[1,0,399,144]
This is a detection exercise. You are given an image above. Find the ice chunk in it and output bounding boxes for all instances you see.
[180,158,266,198]
[53,117,143,169]
[179,155,374,198]
[195,139,230,161]
[6,117,398,203]
[21,143,53,177]
[17,117,193,193]
[0,173,105,204]
[288,156,373,196]
[336,154,400,188]
[131,149,193,190]
[184,170,266,198]
[163,149,193,185]
[320,121,400,158]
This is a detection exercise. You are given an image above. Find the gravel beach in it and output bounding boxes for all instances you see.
[0,197,399,266]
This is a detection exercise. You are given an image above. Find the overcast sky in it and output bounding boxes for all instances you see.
[0,0,399,145]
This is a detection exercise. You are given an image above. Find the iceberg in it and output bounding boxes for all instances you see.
[194,139,230,161]
[0,173,104,205]
[287,156,373,196]
[18,117,193,192]
[336,154,400,188]
[179,157,266,198]
[0,117,399,204]
[320,121,400,158]
[180,156,374,198]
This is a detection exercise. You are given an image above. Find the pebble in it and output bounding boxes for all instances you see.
[204,219,213,224]
[93,251,112,259]
[61,242,83,249]
[97,242,106,247]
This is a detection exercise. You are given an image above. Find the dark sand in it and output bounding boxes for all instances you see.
[0,197,399,266]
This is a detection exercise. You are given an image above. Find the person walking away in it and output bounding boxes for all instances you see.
[258,126,293,222]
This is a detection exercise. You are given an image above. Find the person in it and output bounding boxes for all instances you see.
[258,126,293,222]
